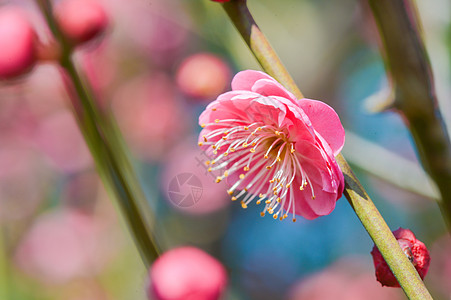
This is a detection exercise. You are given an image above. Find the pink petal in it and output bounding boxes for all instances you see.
[298,99,345,156]
[251,79,297,103]
[231,70,274,91]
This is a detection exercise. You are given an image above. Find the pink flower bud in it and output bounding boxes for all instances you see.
[54,0,108,46]
[0,7,36,79]
[176,53,231,101]
[371,228,431,287]
[148,247,227,300]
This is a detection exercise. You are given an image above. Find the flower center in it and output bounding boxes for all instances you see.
[199,114,315,221]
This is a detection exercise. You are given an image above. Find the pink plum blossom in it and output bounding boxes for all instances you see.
[148,246,228,300]
[371,228,430,287]
[54,0,108,46]
[0,7,36,79]
[198,70,344,221]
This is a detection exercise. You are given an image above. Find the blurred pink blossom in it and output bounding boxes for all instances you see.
[371,228,430,287]
[148,246,228,300]
[33,110,92,173]
[54,0,108,46]
[112,73,189,161]
[176,53,231,101]
[288,258,405,300]
[198,70,344,221]
[0,6,37,79]
[15,208,119,284]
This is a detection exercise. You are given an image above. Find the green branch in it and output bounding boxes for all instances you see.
[36,0,160,267]
[221,1,432,299]
[367,0,451,231]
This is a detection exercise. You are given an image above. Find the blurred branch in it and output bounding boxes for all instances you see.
[367,0,451,231]
[343,131,439,200]
[221,1,432,298]
[36,0,160,267]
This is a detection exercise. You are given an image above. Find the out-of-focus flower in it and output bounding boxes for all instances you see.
[176,53,231,101]
[33,110,92,173]
[428,235,451,298]
[54,0,108,46]
[198,70,344,221]
[112,73,189,161]
[148,246,227,300]
[162,139,230,215]
[15,208,119,284]
[210,0,231,2]
[289,258,405,300]
[371,228,431,287]
[0,7,37,79]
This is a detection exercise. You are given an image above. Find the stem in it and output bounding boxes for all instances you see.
[221,1,432,299]
[36,0,160,267]
[367,0,451,231]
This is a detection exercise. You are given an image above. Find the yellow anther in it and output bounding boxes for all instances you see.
[213,150,218,155]
[212,108,217,111]
[283,214,288,219]
[222,136,227,140]
[215,119,220,123]
[250,148,255,153]
[277,198,281,203]
[292,218,297,223]
[273,187,277,191]
[224,152,228,157]
[252,142,256,146]
[291,148,295,153]
[268,208,274,214]
[216,177,222,183]
[280,217,284,221]
[198,142,203,146]
[244,188,248,192]
[276,157,281,162]
[260,212,265,217]
[264,155,269,159]
[243,166,250,171]
[243,143,248,148]
[244,126,249,130]
[256,200,261,205]
[230,148,236,152]
[211,160,216,164]
[266,166,272,169]
[208,167,212,172]
[212,145,216,149]
[205,161,210,166]
[312,196,316,200]
[224,170,229,177]
[201,123,206,128]
[241,201,248,209]
[203,136,207,142]
[239,174,245,179]
[265,200,271,204]
[275,131,281,135]
[259,193,265,198]
[231,196,237,201]
[227,190,233,195]
[299,185,304,190]
[273,214,278,219]
[257,127,262,131]
[286,184,290,188]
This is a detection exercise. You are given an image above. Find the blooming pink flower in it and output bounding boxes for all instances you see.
[371,228,431,287]
[198,70,344,221]
[54,0,108,46]
[148,247,227,300]
[0,7,36,79]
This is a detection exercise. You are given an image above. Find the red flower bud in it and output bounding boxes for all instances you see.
[148,247,227,300]
[0,7,37,79]
[54,0,108,46]
[371,228,431,287]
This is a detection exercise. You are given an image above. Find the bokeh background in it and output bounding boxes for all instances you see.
[0,0,450,299]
